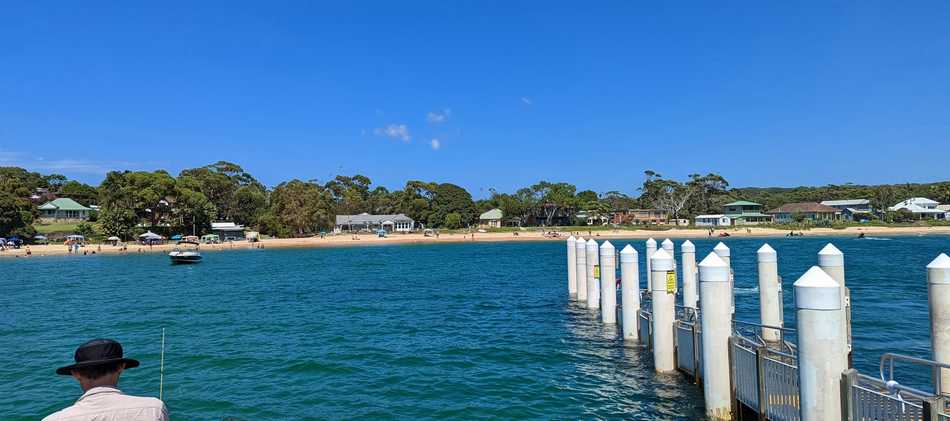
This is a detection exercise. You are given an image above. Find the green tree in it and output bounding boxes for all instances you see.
[269,179,332,236]
[531,181,577,226]
[443,212,462,229]
[428,183,476,228]
[0,191,36,238]
[97,207,137,239]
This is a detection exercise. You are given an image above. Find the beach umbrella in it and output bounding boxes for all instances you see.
[139,231,162,240]
[107,236,120,241]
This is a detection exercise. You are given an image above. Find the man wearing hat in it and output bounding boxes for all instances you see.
[43,339,168,421]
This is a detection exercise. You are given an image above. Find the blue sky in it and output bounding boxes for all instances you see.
[2,2,949,198]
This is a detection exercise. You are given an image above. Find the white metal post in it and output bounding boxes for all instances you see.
[699,252,732,421]
[646,238,657,291]
[620,245,640,341]
[795,266,844,421]
[682,240,697,310]
[928,253,950,395]
[651,248,676,372]
[600,241,617,324]
[567,236,577,298]
[586,239,600,310]
[818,243,850,367]
[757,243,782,342]
[575,237,587,302]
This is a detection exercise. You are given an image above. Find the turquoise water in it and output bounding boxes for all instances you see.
[2,235,948,419]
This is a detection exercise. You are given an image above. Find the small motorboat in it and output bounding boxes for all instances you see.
[169,241,202,264]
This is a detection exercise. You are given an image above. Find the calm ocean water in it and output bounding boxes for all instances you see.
[2,234,948,420]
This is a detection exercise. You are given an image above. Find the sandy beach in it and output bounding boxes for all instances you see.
[4,225,950,258]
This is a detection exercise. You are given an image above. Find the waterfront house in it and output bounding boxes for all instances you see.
[478,208,503,228]
[820,199,873,221]
[610,208,669,225]
[767,202,840,223]
[335,213,415,233]
[37,198,92,221]
[211,221,247,241]
[937,205,950,220]
[723,201,772,225]
[694,214,731,227]
[888,198,946,219]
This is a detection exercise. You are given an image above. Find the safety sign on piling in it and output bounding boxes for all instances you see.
[666,271,676,294]
[593,265,600,278]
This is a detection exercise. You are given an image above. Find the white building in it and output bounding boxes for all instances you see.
[889,198,946,219]
[478,208,503,228]
[335,213,415,233]
[694,214,731,227]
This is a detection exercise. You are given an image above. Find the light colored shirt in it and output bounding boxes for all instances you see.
[43,386,168,421]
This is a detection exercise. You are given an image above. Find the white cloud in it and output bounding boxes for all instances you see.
[373,124,411,142]
[521,97,532,105]
[430,139,441,150]
[426,108,452,124]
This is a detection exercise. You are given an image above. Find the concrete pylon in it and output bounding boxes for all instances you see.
[586,239,600,310]
[600,241,617,324]
[699,252,732,421]
[928,253,950,395]
[795,266,844,421]
[646,238,657,291]
[682,240,697,310]
[651,248,676,372]
[757,243,782,342]
[713,242,733,315]
[567,236,577,298]
[575,238,587,302]
[818,243,850,367]
[620,245,640,341]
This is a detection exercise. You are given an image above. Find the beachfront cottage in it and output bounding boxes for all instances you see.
[38,198,93,221]
[767,202,840,223]
[820,199,873,221]
[694,214,731,227]
[211,221,247,241]
[889,198,946,220]
[478,208,504,228]
[610,209,669,225]
[722,201,772,225]
[335,213,415,233]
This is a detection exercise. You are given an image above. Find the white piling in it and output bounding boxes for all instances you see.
[699,252,732,421]
[682,240,698,310]
[928,253,950,394]
[818,243,850,366]
[795,266,844,421]
[757,243,782,342]
[620,245,640,341]
[586,239,600,310]
[567,236,577,298]
[651,248,676,372]
[661,238,674,254]
[575,238,588,302]
[646,238,657,291]
[713,242,733,315]
[600,241,617,324]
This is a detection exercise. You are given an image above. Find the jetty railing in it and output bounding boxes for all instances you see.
[564,236,950,421]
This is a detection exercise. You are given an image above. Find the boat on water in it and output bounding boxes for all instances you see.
[169,241,202,264]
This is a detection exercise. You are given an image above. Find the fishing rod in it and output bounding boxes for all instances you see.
[159,328,165,400]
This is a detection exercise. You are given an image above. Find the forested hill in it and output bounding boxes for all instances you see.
[730,182,950,212]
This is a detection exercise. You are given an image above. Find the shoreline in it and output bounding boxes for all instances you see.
[4,225,950,258]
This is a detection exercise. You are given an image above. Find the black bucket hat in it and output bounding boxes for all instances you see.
[56,339,140,375]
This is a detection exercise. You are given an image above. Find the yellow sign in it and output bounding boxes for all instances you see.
[666,271,676,294]
[593,265,601,278]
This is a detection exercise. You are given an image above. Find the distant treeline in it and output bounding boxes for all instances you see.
[1,164,948,239]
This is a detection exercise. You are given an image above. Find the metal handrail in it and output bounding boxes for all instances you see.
[880,352,950,397]
[732,319,797,355]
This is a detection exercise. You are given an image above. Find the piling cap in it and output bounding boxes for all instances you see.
[646,237,657,247]
[794,266,841,310]
[713,242,730,257]
[567,235,576,244]
[661,238,674,252]
[928,253,950,284]
[681,240,695,253]
[757,244,777,263]
[651,248,674,271]
[586,239,599,257]
[619,244,638,262]
[818,243,844,267]
[600,240,615,254]
[698,252,729,282]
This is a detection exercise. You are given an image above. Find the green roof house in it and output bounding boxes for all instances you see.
[722,200,772,225]
[478,208,504,228]
[38,198,93,221]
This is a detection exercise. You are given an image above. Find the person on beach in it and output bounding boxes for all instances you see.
[43,339,168,421]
